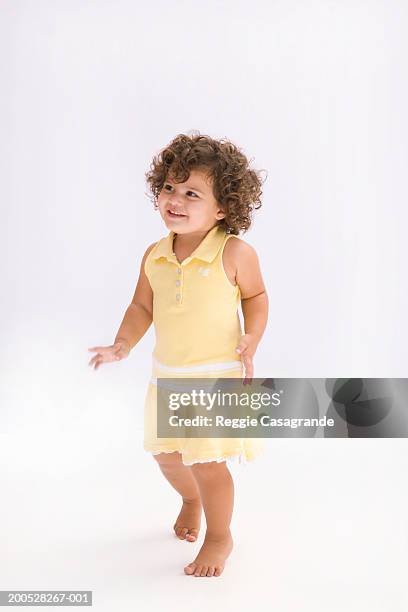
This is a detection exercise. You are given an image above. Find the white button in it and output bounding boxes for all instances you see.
[175,280,181,286]
[177,268,182,274]
[176,294,181,300]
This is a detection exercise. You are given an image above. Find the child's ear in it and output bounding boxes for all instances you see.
[216,209,226,220]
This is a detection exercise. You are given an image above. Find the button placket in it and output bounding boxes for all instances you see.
[175,265,183,304]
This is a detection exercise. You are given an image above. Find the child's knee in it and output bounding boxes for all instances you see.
[191,460,227,479]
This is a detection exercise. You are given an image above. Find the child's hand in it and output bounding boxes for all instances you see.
[87,339,131,370]
[235,333,258,385]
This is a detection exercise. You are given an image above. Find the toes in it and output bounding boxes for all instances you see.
[186,563,222,577]
[186,534,196,542]
[179,527,188,539]
[186,528,198,542]
[175,526,188,539]
[184,563,196,575]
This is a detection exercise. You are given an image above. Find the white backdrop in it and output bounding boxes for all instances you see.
[1,1,407,611]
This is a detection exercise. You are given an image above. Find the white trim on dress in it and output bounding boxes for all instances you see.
[152,356,242,375]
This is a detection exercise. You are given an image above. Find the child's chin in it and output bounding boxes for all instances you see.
[164,216,190,228]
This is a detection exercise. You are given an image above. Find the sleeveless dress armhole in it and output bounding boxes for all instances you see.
[217,233,242,296]
[144,241,160,282]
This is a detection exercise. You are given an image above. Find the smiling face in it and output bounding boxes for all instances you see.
[157,167,226,234]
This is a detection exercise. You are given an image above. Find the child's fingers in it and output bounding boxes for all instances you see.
[88,345,115,354]
[88,344,128,369]
[89,358,102,369]
[242,354,254,379]
[88,351,119,367]
[89,356,103,368]
[235,335,249,354]
[236,333,255,355]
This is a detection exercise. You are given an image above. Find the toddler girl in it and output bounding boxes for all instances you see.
[88,132,268,577]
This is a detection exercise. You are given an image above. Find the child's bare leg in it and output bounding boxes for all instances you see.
[184,461,234,577]
[153,452,202,542]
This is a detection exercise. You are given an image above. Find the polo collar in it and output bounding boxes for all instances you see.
[152,224,227,264]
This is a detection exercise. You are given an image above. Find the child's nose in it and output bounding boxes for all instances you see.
[168,193,182,204]
[169,195,184,206]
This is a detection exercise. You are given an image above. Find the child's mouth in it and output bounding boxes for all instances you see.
[167,210,188,219]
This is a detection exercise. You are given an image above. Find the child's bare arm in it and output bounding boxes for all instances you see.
[114,242,157,350]
[225,238,269,343]
[237,244,268,346]
[224,238,268,380]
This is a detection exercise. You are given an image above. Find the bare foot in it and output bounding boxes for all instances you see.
[173,498,202,542]
[184,530,233,577]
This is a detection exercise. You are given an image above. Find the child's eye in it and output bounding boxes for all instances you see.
[163,185,198,198]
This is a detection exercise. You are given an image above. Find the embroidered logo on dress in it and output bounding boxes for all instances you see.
[198,267,211,277]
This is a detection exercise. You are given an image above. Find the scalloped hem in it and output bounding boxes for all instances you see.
[149,449,262,467]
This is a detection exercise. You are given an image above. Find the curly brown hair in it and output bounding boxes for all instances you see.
[144,131,267,234]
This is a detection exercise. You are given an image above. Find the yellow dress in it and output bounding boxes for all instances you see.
[143,223,265,466]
